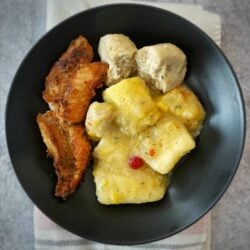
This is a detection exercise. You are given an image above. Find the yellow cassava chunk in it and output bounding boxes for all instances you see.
[103,77,161,135]
[93,130,168,205]
[137,114,195,174]
[154,84,206,137]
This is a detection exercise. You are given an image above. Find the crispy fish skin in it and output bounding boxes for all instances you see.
[37,111,91,199]
[43,36,94,105]
[58,62,108,124]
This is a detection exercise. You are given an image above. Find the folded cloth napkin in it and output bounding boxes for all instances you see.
[34,206,211,250]
[46,0,221,46]
[35,1,221,249]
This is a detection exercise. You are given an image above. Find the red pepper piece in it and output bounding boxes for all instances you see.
[128,156,144,169]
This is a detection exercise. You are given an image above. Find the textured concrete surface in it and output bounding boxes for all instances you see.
[0,0,249,250]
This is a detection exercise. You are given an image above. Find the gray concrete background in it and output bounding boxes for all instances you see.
[0,0,249,249]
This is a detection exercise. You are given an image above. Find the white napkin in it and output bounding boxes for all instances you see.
[34,1,222,249]
[47,0,221,46]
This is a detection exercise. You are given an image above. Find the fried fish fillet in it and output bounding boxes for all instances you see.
[43,35,108,124]
[37,111,91,199]
[43,35,94,107]
[58,62,108,123]
[38,36,108,198]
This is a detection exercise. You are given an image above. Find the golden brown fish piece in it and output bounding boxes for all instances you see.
[37,111,91,199]
[58,62,108,123]
[42,35,108,124]
[43,36,93,106]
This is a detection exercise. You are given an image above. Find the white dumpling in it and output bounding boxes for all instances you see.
[135,43,187,93]
[85,102,114,140]
[98,34,137,85]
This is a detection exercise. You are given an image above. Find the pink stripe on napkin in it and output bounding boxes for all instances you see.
[34,206,210,250]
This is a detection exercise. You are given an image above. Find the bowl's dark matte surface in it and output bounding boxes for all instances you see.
[6,4,245,245]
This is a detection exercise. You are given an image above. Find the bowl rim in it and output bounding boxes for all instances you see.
[5,3,246,245]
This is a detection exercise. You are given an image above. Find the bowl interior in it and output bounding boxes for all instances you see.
[6,4,245,244]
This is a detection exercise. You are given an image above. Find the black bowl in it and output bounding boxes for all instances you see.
[5,4,245,245]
